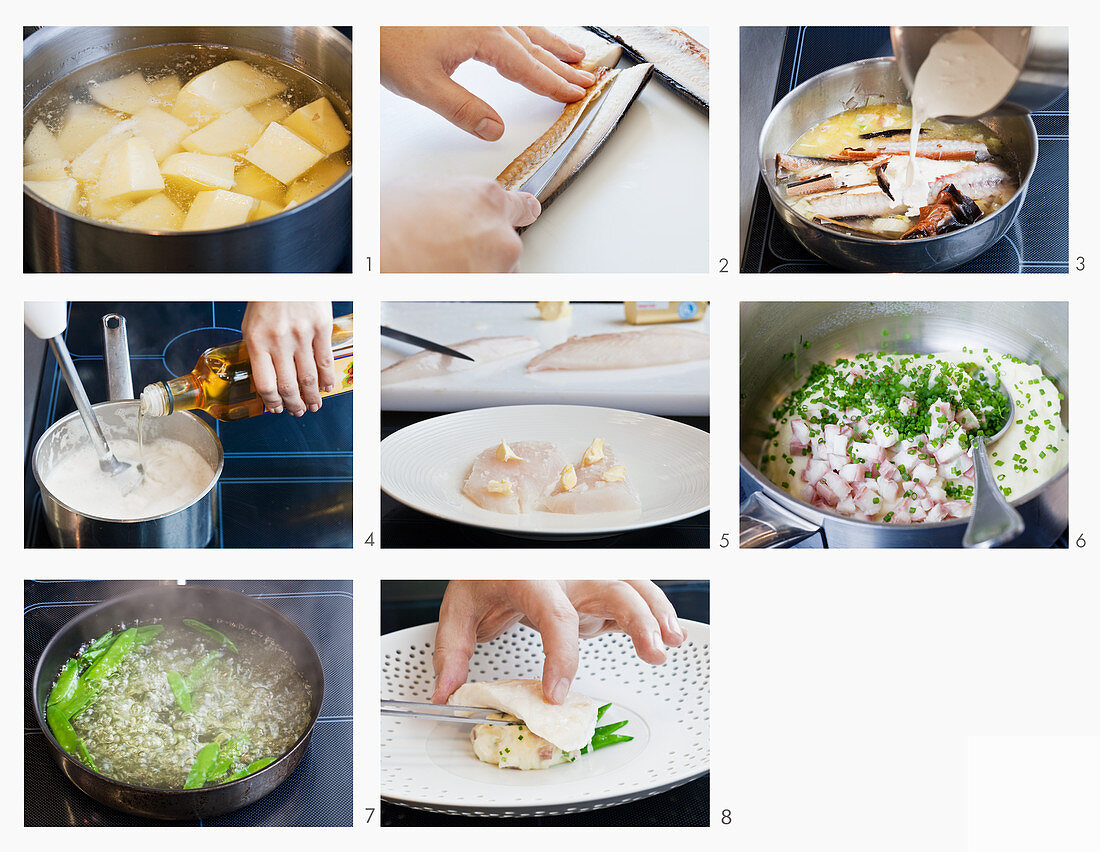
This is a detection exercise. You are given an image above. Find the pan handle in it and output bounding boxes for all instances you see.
[740,490,822,548]
[102,314,134,401]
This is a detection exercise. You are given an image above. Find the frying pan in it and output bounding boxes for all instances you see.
[32,584,324,819]
[740,302,1068,548]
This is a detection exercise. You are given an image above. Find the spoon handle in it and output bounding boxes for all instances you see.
[962,436,1025,548]
[49,336,126,475]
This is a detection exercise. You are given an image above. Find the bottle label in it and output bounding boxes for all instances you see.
[323,352,353,398]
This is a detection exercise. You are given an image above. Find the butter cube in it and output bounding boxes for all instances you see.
[69,126,132,181]
[57,104,124,158]
[118,193,184,230]
[244,123,323,184]
[23,158,69,181]
[248,199,283,221]
[283,97,350,155]
[233,162,287,206]
[97,137,164,202]
[25,178,80,213]
[182,189,255,230]
[88,72,154,115]
[172,60,287,127]
[183,107,263,155]
[248,97,292,125]
[148,75,181,108]
[284,157,349,206]
[161,152,236,193]
[24,120,64,164]
[130,107,190,161]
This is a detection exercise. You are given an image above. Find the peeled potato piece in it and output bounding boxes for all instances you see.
[161,152,236,193]
[148,75,181,109]
[244,122,324,184]
[182,189,255,230]
[130,107,190,161]
[118,193,184,230]
[25,178,81,213]
[88,72,154,115]
[24,120,64,164]
[24,157,70,181]
[249,98,292,125]
[182,107,263,155]
[283,97,350,155]
[233,162,287,206]
[172,60,286,127]
[57,104,124,159]
[69,127,132,181]
[285,156,349,206]
[97,137,164,202]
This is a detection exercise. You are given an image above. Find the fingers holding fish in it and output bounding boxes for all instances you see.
[478,28,589,103]
[509,581,581,704]
[517,26,587,65]
[565,580,667,665]
[503,26,596,89]
[418,75,506,141]
[621,580,686,648]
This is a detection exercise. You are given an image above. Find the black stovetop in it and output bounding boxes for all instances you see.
[25,302,353,548]
[24,579,353,826]
[742,26,1069,274]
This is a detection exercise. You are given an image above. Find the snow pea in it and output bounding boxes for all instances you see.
[47,659,79,707]
[183,741,221,789]
[590,733,633,750]
[46,705,97,769]
[57,675,100,719]
[79,630,116,670]
[83,627,137,684]
[225,756,275,782]
[183,619,238,653]
[166,671,192,713]
[596,703,611,722]
[593,719,629,737]
[208,735,251,781]
[76,741,97,771]
[185,651,224,691]
[134,624,164,646]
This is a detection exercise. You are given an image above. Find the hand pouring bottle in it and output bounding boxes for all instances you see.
[140,314,353,422]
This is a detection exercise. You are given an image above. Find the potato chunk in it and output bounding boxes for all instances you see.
[244,123,323,184]
[88,72,155,115]
[285,156,349,206]
[24,158,70,181]
[118,193,184,230]
[130,107,190,161]
[57,103,124,158]
[182,107,263,155]
[25,178,81,213]
[232,162,287,206]
[182,189,255,230]
[172,60,287,127]
[97,137,164,202]
[69,127,133,181]
[148,75,182,109]
[24,120,64,164]
[248,98,292,125]
[161,152,236,193]
[282,97,350,155]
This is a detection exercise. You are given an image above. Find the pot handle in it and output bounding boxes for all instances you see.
[740,490,822,548]
[102,314,134,401]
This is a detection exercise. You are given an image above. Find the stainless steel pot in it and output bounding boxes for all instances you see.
[740,302,1069,548]
[23,26,351,272]
[757,58,1037,272]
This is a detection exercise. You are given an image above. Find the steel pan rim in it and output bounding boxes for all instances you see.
[31,401,224,524]
[757,56,1038,248]
[33,586,325,804]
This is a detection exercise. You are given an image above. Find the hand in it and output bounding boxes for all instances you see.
[381,26,594,140]
[432,580,686,705]
[381,176,540,273]
[241,302,335,416]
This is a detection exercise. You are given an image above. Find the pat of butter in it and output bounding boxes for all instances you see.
[244,122,324,185]
[537,301,571,320]
[496,440,524,462]
[559,465,577,491]
[601,465,627,483]
[487,479,514,495]
[582,437,605,466]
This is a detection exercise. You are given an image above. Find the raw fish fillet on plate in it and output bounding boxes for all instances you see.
[449,678,598,752]
[462,441,565,513]
[381,335,538,386]
[543,446,641,514]
[527,327,709,372]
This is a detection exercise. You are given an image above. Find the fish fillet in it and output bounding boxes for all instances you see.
[381,335,538,386]
[462,441,565,513]
[449,678,598,752]
[549,26,622,70]
[526,327,709,372]
[496,66,619,191]
[543,446,641,514]
[592,26,709,111]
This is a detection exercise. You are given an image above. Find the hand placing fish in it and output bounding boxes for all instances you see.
[380,27,596,141]
[431,580,685,706]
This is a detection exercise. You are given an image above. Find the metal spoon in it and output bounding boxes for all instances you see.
[962,381,1024,548]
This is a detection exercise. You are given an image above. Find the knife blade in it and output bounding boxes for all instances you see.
[381,326,474,362]
[517,86,613,200]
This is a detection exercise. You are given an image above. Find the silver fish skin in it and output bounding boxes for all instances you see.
[803,187,905,219]
[880,139,991,161]
[929,163,1014,201]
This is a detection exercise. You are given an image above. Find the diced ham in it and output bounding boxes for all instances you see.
[790,418,810,444]
[836,497,857,514]
[850,441,885,464]
[803,458,829,485]
[812,440,828,460]
[814,481,838,507]
[909,505,927,522]
[823,424,840,441]
[823,471,851,500]
[790,441,808,456]
[878,459,900,481]
[926,503,948,523]
[899,396,917,415]
[933,436,965,465]
[926,483,947,503]
[911,461,937,485]
[871,424,899,448]
[839,463,866,483]
[877,476,899,502]
[928,400,954,440]
[855,488,879,514]
[826,433,849,455]
[943,501,969,518]
[828,453,848,471]
[956,408,980,431]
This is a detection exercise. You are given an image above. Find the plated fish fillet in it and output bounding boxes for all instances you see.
[526,327,709,372]
[543,443,641,514]
[462,440,565,514]
[449,678,598,752]
[590,26,709,112]
[381,335,538,386]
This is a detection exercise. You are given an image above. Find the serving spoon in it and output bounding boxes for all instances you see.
[962,380,1024,548]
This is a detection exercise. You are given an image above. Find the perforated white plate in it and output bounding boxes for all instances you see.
[381,621,710,817]
[380,405,710,539]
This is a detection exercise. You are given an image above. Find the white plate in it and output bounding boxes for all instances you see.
[381,621,710,817]
[380,405,709,538]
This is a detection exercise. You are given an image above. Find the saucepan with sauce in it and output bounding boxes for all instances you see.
[758,57,1037,272]
[739,302,1068,548]
[23,26,351,272]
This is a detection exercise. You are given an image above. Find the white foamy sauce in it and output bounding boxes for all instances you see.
[43,437,214,520]
[905,29,1020,188]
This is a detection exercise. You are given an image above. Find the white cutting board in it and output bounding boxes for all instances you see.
[380,302,710,416]
[380,27,709,273]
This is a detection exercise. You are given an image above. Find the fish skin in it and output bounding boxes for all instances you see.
[803,187,904,219]
[543,446,641,514]
[591,26,709,110]
[381,335,539,386]
[929,162,1014,201]
[526,327,709,373]
[462,441,566,514]
[880,139,991,161]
